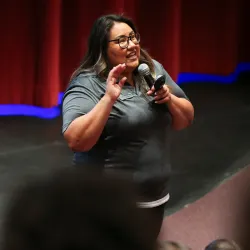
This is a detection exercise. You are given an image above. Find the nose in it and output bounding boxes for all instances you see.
[127,38,136,48]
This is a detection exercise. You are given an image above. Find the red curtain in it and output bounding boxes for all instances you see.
[1,0,249,108]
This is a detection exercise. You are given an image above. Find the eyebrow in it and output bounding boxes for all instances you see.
[113,31,135,40]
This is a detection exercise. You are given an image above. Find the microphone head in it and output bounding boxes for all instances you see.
[138,63,151,76]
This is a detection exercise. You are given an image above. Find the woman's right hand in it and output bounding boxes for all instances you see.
[105,63,127,102]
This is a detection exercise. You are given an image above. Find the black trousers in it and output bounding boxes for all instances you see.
[141,203,166,241]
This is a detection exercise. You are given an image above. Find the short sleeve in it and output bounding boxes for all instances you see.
[62,79,100,134]
[154,61,189,100]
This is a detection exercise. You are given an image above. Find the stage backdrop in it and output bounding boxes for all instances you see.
[1,0,249,108]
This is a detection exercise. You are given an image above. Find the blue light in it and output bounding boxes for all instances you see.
[177,72,236,85]
[177,62,250,85]
[58,92,64,105]
[0,104,61,119]
[0,63,250,119]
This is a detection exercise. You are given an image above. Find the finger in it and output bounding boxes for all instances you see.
[147,86,155,95]
[154,92,169,101]
[108,64,126,82]
[147,90,153,95]
[154,85,169,100]
[155,87,166,95]
[155,96,171,104]
[156,85,169,95]
[118,76,127,88]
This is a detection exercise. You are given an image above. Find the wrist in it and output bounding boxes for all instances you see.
[102,94,116,106]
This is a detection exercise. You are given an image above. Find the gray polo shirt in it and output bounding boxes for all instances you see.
[62,60,189,203]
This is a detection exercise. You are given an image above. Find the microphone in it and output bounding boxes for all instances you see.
[138,63,165,91]
[138,63,155,89]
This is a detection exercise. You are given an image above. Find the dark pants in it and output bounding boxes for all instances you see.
[72,163,166,240]
[141,203,166,241]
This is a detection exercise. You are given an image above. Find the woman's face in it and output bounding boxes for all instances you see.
[107,22,140,73]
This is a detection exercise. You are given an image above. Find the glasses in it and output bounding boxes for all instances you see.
[109,33,140,49]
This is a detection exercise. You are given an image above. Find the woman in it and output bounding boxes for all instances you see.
[62,14,194,239]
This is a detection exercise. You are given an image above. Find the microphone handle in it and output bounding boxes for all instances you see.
[144,74,155,89]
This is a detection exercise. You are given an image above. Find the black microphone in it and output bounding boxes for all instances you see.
[138,63,165,91]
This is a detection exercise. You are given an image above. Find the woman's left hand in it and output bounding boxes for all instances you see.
[147,85,171,104]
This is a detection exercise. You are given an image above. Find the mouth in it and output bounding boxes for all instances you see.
[126,51,137,60]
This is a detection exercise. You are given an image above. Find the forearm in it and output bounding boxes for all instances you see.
[167,94,194,130]
[64,95,114,151]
